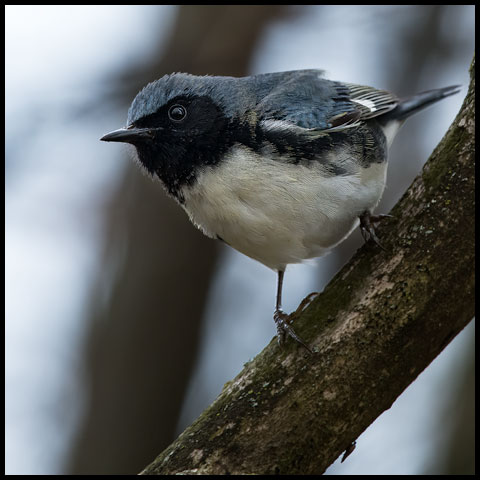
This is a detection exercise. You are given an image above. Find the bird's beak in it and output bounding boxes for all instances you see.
[100,126,156,144]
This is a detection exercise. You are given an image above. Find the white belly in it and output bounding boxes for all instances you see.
[181,145,387,270]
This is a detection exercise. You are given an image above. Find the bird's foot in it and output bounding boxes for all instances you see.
[291,292,319,320]
[274,308,314,354]
[359,211,392,251]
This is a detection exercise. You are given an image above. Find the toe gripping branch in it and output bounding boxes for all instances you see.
[359,211,392,250]
[274,269,317,354]
[274,308,314,354]
[274,287,318,354]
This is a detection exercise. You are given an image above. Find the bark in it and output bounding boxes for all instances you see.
[140,57,475,476]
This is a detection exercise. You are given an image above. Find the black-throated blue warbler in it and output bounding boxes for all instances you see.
[101,70,459,353]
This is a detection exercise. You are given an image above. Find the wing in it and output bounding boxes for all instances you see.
[255,70,399,135]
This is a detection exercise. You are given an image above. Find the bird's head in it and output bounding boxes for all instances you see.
[101,73,252,199]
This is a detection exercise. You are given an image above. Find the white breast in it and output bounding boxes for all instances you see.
[181,144,387,270]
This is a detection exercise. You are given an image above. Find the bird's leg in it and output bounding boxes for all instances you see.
[358,210,392,250]
[273,270,313,354]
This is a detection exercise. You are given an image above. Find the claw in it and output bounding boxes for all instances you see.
[369,213,393,222]
[297,292,319,314]
[359,211,391,251]
[274,309,313,354]
[274,270,315,354]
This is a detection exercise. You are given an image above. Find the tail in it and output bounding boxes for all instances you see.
[380,85,461,123]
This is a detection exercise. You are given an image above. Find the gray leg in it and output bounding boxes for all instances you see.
[273,270,313,354]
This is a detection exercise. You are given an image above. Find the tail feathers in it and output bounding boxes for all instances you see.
[380,85,461,123]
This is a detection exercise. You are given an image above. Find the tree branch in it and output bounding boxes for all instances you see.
[140,57,475,475]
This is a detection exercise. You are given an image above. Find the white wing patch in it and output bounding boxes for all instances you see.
[346,83,399,119]
[352,97,377,112]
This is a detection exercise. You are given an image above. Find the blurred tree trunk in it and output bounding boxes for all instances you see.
[140,56,474,475]
[67,5,288,475]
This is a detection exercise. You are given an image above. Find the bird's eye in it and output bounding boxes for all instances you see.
[168,104,187,122]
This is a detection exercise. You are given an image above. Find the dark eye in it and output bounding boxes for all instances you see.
[168,104,187,122]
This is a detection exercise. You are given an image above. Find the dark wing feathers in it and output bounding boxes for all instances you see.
[256,71,399,134]
[345,83,399,119]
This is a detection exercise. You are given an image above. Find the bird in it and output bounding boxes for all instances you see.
[101,69,459,353]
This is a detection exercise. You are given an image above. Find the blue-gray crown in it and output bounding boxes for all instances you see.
[127,73,251,125]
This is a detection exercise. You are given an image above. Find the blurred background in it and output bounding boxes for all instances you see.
[5,5,475,475]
